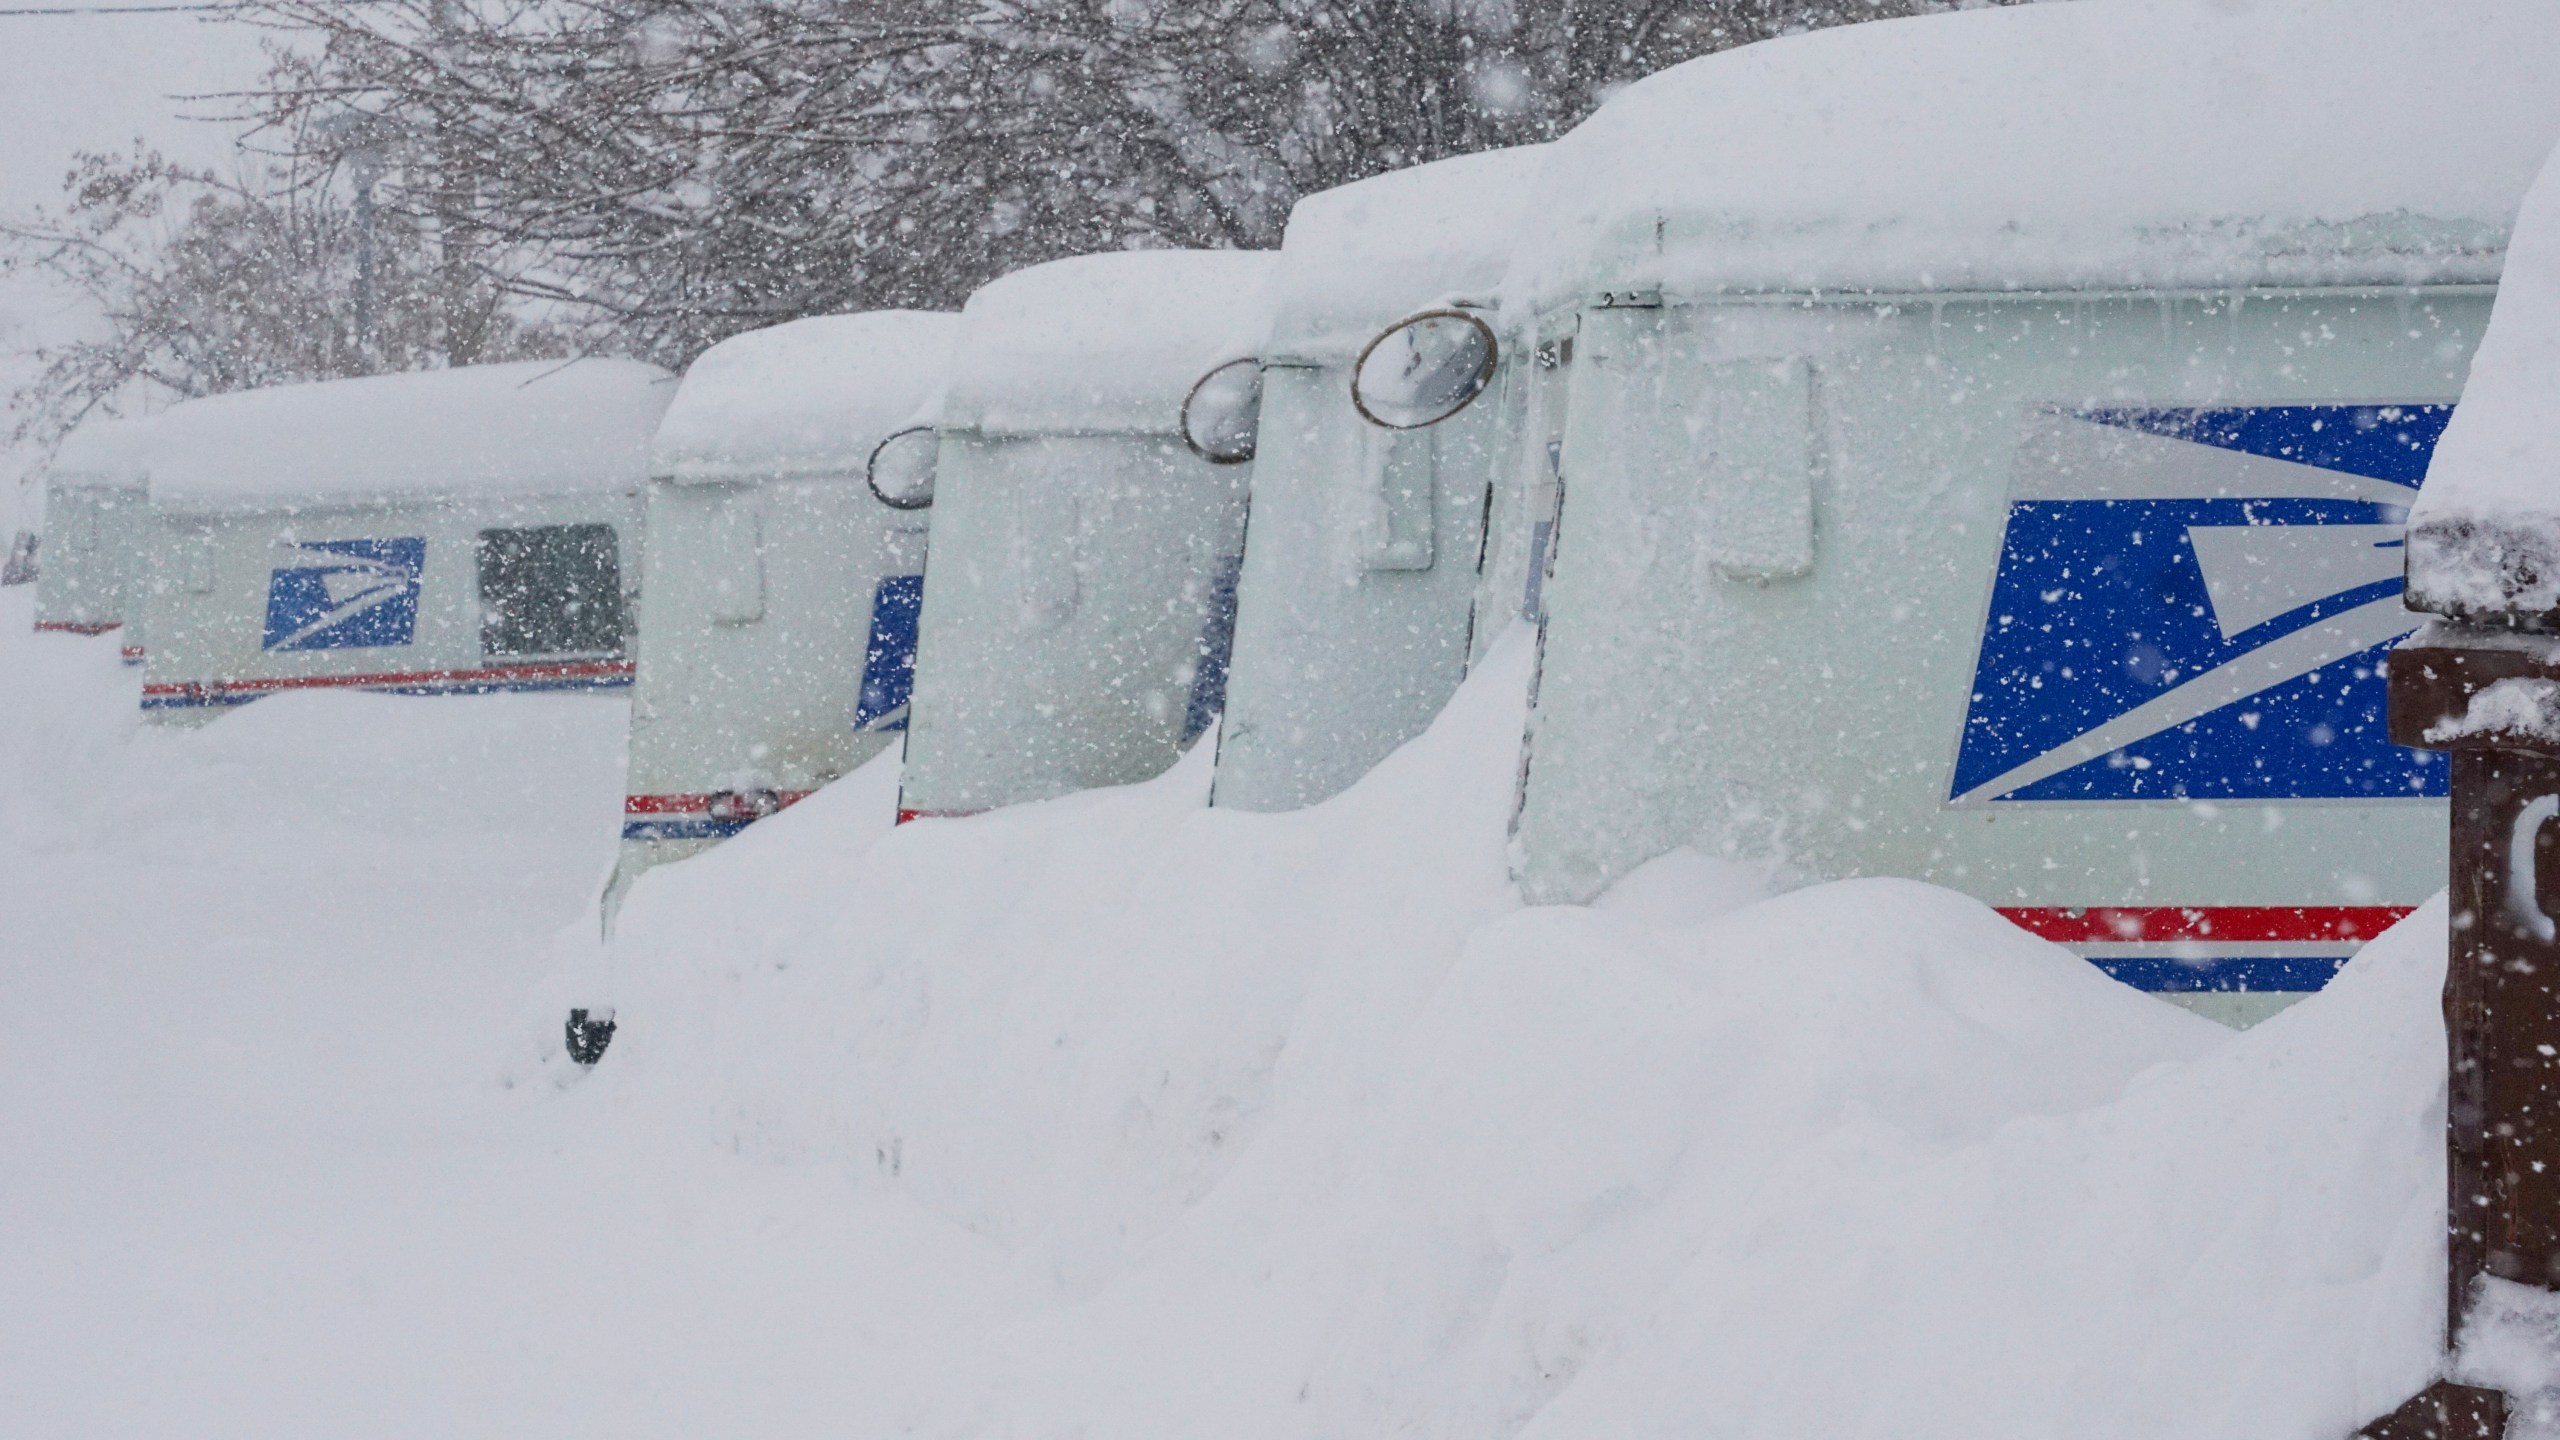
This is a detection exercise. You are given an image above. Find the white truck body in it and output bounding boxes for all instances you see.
[33,417,156,660]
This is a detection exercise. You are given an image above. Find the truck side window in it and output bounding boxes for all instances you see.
[477,523,629,658]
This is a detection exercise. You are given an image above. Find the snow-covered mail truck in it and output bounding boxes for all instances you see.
[1211,145,1546,813]
[609,311,954,911]
[896,249,1275,821]
[137,359,672,722]
[1502,0,2560,1023]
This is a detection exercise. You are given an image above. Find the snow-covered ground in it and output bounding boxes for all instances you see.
[0,588,1034,1435]
[0,581,2459,1436]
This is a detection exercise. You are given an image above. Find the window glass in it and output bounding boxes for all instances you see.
[477,522,630,658]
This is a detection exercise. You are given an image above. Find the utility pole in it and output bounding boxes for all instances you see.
[2357,467,2560,1439]
[2356,629,2560,1439]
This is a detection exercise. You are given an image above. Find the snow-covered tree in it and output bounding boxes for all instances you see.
[242,0,1981,364]
[0,146,563,449]
[7,0,1997,446]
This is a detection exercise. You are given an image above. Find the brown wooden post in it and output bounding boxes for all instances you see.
[2357,632,2560,1439]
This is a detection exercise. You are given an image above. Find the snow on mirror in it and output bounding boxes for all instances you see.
[867,425,939,510]
[1352,309,1498,430]
[1181,358,1263,465]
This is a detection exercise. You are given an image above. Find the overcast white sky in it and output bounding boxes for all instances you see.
[1,2,264,518]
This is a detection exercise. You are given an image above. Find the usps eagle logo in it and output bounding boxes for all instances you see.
[261,537,426,651]
[1950,405,2449,804]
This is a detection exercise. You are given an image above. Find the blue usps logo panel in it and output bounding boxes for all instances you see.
[262,537,426,651]
[853,573,923,732]
[1950,406,2449,804]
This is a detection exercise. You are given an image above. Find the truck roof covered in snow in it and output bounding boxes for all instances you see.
[45,414,157,491]
[148,359,676,514]
[1506,0,2560,311]
[940,249,1277,437]
[651,311,956,485]
[1266,145,1545,364]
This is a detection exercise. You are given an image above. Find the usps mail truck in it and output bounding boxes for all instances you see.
[1503,0,2560,1024]
[896,249,1276,820]
[1210,146,1546,812]
[609,311,954,908]
[137,360,673,722]
[33,415,156,661]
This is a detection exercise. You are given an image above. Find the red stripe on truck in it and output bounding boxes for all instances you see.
[143,658,634,698]
[623,791,815,816]
[1996,905,2415,945]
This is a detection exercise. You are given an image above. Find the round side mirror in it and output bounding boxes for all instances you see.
[1351,309,1499,430]
[867,425,938,510]
[1181,358,1263,465]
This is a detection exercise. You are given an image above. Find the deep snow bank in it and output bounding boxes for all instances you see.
[586,630,2452,1438]
[0,594,1035,1440]
[577,632,1532,1288]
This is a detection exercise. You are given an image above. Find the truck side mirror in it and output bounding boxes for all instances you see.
[1352,309,1499,430]
[1181,358,1263,465]
[867,426,939,511]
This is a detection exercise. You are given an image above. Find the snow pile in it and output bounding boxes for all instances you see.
[649,311,955,484]
[1507,0,2560,309]
[0,594,706,1436]
[2423,676,2560,747]
[2456,1278,2560,1439]
[3,602,1050,1438]
[582,629,2455,1438]
[147,358,676,513]
[941,249,1276,437]
[1264,144,1545,363]
[2408,141,2560,622]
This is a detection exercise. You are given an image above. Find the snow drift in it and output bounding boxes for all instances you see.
[2408,140,2560,622]
[577,629,2454,1439]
